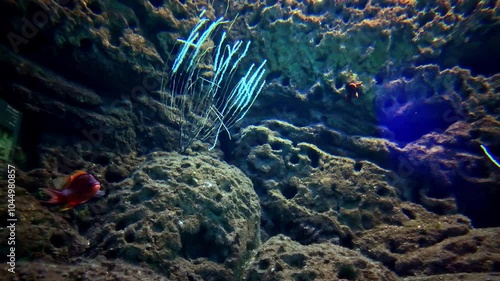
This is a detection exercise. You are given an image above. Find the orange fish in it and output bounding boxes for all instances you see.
[41,170,104,211]
[344,81,362,103]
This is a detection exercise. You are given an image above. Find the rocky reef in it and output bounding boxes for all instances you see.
[0,0,498,280]
[87,152,261,279]
[245,234,400,280]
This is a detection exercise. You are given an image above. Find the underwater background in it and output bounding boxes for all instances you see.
[0,0,499,280]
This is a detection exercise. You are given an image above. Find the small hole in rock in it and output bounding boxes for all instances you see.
[149,0,164,8]
[376,186,389,196]
[259,259,270,270]
[306,148,320,168]
[280,184,298,199]
[152,221,165,232]
[354,162,362,172]
[88,1,102,14]
[270,141,283,151]
[402,208,416,219]
[337,265,358,280]
[215,193,223,202]
[124,231,136,243]
[50,233,67,248]
[281,253,306,268]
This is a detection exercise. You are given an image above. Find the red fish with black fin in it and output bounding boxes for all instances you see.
[41,170,104,211]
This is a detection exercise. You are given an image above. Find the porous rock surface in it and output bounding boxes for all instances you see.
[244,234,399,281]
[361,226,500,276]
[234,0,500,228]
[1,152,261,281]
[232,120,500,278]
[84,152,261,279]
[7,258,169,281]
[0,173,88,262]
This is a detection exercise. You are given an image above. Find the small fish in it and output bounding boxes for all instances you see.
[344,81,363,103]
[41,170,104,211]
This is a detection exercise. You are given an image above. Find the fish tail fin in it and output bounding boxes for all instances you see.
[41,188,66,204]
[59,203,78,211]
